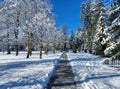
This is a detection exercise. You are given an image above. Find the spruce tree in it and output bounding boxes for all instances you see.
[92,6,107,56]
[104,0,120,63]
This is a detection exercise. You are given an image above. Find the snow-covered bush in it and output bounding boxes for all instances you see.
[103,59,110,64]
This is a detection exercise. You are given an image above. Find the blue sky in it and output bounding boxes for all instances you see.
[50,0,116,33]
[50,0,86,32]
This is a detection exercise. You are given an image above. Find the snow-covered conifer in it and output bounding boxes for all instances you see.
[103,0,120,63]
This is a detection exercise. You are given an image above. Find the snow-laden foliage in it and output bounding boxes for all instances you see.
[0,0,58,59]
[104,1,120,59]
[92,4,107,56]
[81,0,120,64]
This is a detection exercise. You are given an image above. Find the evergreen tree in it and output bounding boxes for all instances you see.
[85,0,105,53]
[75,27,85,52]
[92,5,107,56]
[69,31,77,53]
[104,0,120,63]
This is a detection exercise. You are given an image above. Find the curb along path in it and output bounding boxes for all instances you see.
[47,53,76,89]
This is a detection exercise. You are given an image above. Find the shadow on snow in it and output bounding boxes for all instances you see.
[0,59,59,88]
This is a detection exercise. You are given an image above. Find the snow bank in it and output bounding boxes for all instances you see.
[68,52,120,89]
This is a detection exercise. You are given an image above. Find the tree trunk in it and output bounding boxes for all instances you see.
[40,46,42,59]
[30,48,32,56]
[7,32,11,54]
[29,43,32,56]
[27,47,30,58]
[53,43,56,54]
[14,11,20,56]
[15,44,19,56]
[7,43,11,55]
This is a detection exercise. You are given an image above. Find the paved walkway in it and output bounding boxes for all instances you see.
[47,53,76,89]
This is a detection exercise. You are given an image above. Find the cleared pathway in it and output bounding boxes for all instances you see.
[47,53,76,89]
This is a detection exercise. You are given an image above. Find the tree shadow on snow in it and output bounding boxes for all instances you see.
[0,59,58,72]
[47,73,120,88]
[0,59,59,89]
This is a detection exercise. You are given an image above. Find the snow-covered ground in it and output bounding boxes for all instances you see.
[0,52,120,89]
[0,52,62,89]
[68,52,120,89]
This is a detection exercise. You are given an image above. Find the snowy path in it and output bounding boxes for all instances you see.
[47,59,76,89]
[68,53,120,89]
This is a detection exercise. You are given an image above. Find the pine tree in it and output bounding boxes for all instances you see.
[85,0,105,53]
[104,0,120,63]
[92,2,107,56]
[75,27,85,52]
[69,31,77,53]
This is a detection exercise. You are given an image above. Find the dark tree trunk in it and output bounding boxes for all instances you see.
[14,11,20,56]
[7,43,11,55]
[27,47,30,58]
[30,48,32,56]
[15,44,19,56]
[39,32,43,59]
[29,44,32,56]
[7,32,11,55]
[14,29,19,56]
[7,44,11,54]
[40,46,42,59]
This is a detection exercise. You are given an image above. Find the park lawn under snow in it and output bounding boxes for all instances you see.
[68,53,120,89]
[1,52,120,89]
[0,52,62,89]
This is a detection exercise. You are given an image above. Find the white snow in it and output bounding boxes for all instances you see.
[68,52,120,89]
[0,52,62,89]
[1,52,120,89]
[108,6,120,16]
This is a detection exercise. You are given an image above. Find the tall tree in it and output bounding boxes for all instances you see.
[81,0,91,31]
[69,31,77,53]
[75,27,85,52]
[22,0,35,58]
[59,25,68,52]
[104,0,120,63]
[4,0,25,56]
[92,4,107,56]
[32,0,56,59]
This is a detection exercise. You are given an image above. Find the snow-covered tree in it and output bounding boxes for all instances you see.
[0,0,57,59]
[3,0,25,56]
[58,25,68,52]
[69,31,76,53]
[103,0,120,63]
[75,27,85,52]
[92,2,107,56]
[0,1,15,54]
[32,0,56,59]
[21,0,35,58]
[81,0,91,31]
[81,0,107,53]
